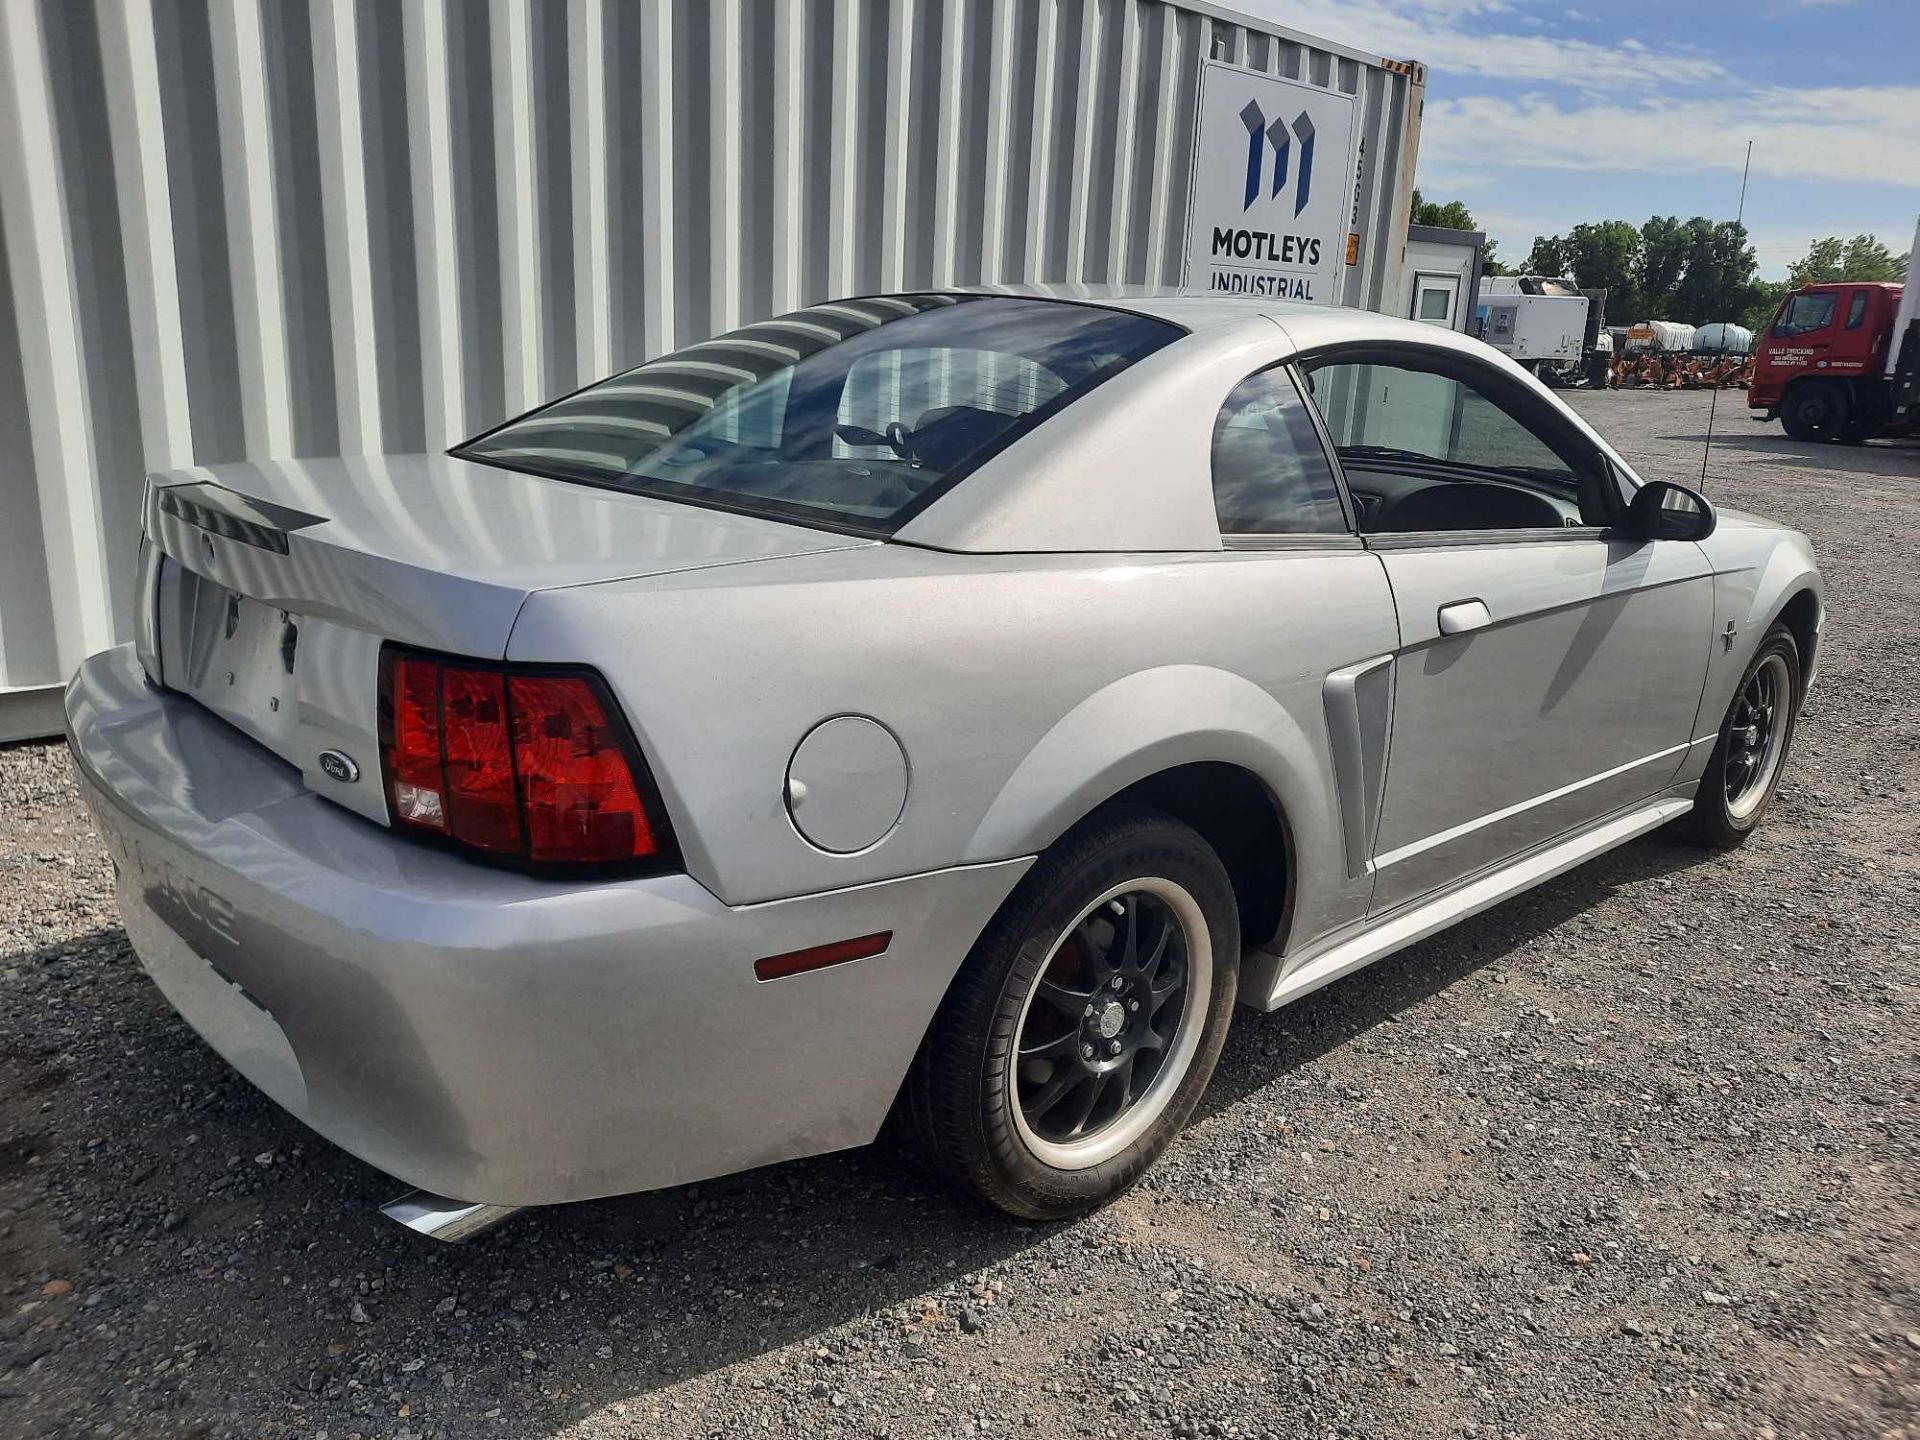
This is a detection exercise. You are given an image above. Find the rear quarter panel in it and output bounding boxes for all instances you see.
[508,544,1399,947]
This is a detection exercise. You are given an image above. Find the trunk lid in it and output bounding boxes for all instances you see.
[146,453,863,654]
[143,453,866,824]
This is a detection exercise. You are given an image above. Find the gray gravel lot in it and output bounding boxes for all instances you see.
[2,390,1915,1440]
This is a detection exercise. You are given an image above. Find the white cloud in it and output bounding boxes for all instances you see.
[1238,0,1916,182]
[1238,0,1726,90]
[1234,0,1916,279]
[1421,87,1920,188]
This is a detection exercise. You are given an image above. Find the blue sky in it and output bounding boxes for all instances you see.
[1244,0,1920,277]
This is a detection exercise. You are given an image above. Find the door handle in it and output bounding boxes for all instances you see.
[1437,598,1492,635]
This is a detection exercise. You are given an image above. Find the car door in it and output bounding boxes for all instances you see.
[1767,288,1841,375]
[1204,363,1400,944]
[1299,343,1714,914]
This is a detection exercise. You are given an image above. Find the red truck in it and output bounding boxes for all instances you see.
[1750,223,1920,443]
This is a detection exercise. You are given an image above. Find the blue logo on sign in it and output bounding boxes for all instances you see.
[1238,99,1316,217]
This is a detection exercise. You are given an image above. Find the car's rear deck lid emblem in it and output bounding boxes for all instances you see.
[318,750,360,784]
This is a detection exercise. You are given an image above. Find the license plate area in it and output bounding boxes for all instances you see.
[173,569,305,754]
[148,545,391,827]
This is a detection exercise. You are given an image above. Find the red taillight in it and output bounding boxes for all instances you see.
[389,654,447,831]
[442,668,520,851]
[508,675,656,863]
[378,650,668,869]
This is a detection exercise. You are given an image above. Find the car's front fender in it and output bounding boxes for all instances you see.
[1677,520,1823,784]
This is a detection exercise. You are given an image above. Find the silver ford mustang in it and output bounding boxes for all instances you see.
[67,290,1821,1237]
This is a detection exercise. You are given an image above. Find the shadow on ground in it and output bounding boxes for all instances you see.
[1660,426,1920,477]
[0,829,1719,1433]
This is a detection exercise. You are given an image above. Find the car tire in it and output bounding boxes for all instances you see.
[898,805,1240,1220]
[1779,382,1848,443]
[1680,624,1802,849]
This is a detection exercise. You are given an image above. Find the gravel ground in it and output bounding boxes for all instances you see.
[2,390,1915,1440]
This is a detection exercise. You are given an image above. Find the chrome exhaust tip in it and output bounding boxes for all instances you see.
[380,1190,523,1243]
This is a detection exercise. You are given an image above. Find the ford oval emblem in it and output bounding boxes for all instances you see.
[318,750,360,784]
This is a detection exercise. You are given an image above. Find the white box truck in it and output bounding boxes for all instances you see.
[1475,276,1599,381]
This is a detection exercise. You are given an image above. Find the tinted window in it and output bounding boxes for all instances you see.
[835,348,1066,460]
[458,296,1181,535]
[1304,359,1586,534]
[1210,369,1348,535]
[1774,292,1836,337]
[1309,362,1576,480]
[1845,289,1870,329]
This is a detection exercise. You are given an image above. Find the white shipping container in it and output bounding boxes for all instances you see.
[1888,216,1920,380]
[0,0,1425,739]
[1474,294,1588,366]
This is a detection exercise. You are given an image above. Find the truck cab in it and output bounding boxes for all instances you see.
[1750,280,1906,442]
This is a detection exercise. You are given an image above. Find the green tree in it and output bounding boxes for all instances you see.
[1411,188,1474,230]
[1672,219,1759,324]
[1563,220,1643,319]
[1409,189,1501,271]
[1517,215,1763,322]
[1742,279,1788,337]
[1787,236,1846,285]
[1522,234,1568,277]
[1842,234,1905,280]
[1785,233,1908,287]
[1637,216,1691,315]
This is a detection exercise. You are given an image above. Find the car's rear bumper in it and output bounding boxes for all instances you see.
[67,645,1029,1208]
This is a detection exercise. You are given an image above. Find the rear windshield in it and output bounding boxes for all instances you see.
[457,295,1181,536]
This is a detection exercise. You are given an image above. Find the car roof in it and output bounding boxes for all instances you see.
[944,282,1328,333]
[891,284,1647,555]
[937,282,1478,355]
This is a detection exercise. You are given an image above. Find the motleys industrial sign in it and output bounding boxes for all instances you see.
[1183,60,1361,302]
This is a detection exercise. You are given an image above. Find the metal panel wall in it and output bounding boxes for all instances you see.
[0,0,1422,737]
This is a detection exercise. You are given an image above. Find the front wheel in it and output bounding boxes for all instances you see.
[898,807,1239,1220]
[1681,625,1802,848]
[1780,382,1848,442]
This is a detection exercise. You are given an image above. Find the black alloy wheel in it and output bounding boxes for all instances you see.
[897,806,1240,1219]
[1681,624,1802,848]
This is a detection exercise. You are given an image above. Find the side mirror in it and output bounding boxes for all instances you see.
[1626,480,1716,542]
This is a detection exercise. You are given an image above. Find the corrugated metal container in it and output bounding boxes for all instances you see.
[0,0,1424,739]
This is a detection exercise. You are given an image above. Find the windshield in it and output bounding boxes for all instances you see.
[457,295,1182,536]
[1773,292,1836,337]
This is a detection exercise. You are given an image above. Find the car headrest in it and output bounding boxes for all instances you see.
[910,405,1021,472]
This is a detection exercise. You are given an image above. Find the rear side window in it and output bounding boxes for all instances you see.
[1210,368,1348,535]
[457,295,1181,537]
[1845,290,1871,329]
[1774,292,1836,337]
